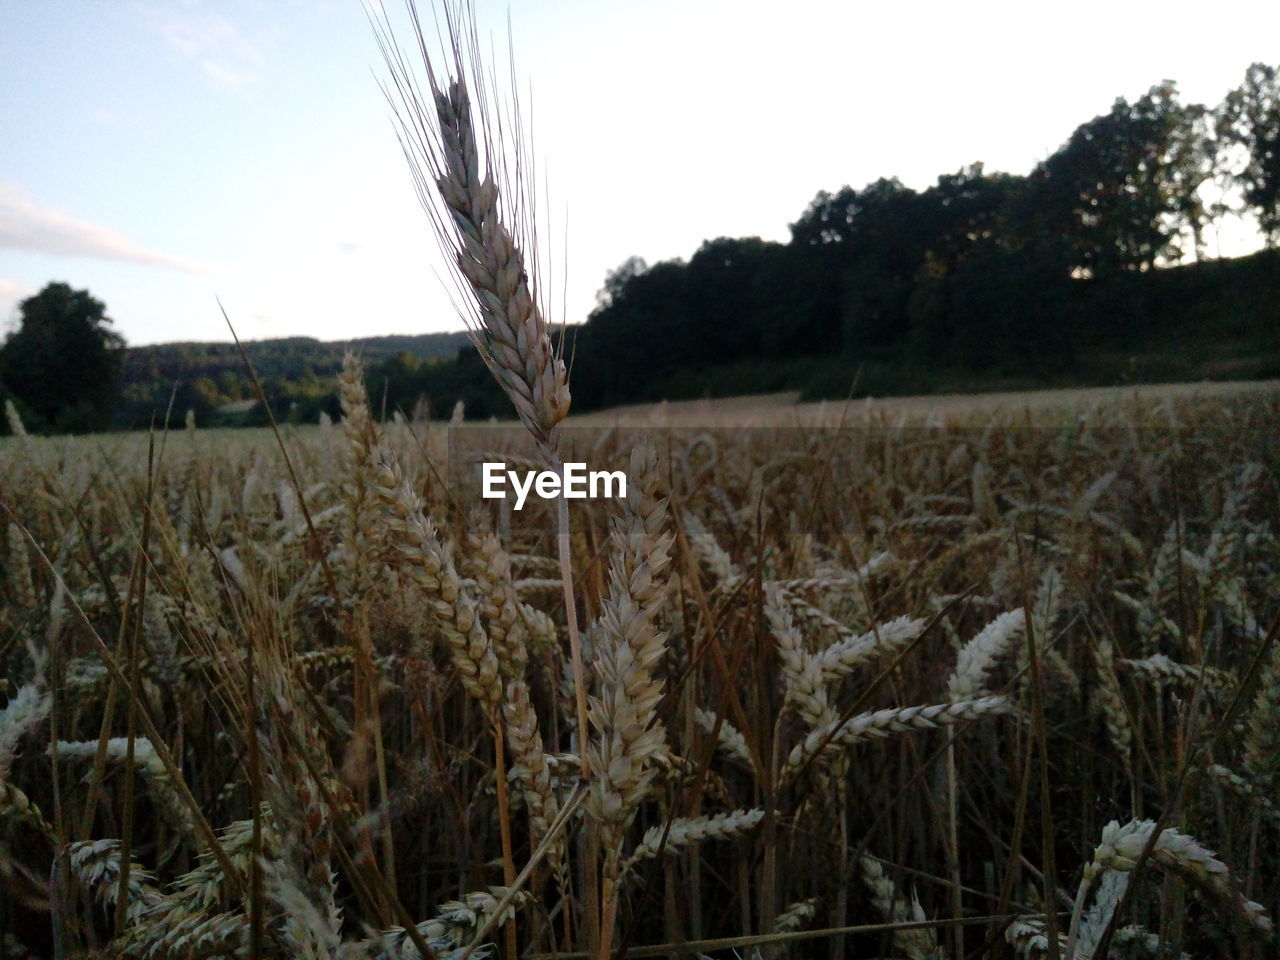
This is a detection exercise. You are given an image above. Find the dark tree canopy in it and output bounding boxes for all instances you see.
[0,282,126,433]
[1221,63,1280,244]
[1037,82,1203,275]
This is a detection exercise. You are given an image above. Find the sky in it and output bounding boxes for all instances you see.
[0,0,1275,348]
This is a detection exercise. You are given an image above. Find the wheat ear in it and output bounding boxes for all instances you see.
[813,614,926,682]
[503,676,563,878]
[584,446,674,957]
[947,609,1024,701]
[585,446,674,832]
[781,696,1011,783]
[1064,818,1272,957]
[375,456,502,717]
[372,4,568,455]
[859,854,940,960]
[336,352,383,599]
[67,839,162,925]
[0,682,50,781]
[6,521,37,615]
[0,779,52,838]
[764,582,834,730]
[622,808,765,875]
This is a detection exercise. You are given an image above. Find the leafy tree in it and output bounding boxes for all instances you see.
[918,164,1024,262]
[1165,99,1217,260]
[684,236,784,361]
[792,178,934,352]
[931,239,1075,372]
[791,177,926,259]
[1220,62,1280,244]
[596,256,649,310]
[371,350,424,417]
[1038,83,1203,275]
[790,185,861,247]
[0,282,125,432]
[748,243,842,355]
[576,258,692,407]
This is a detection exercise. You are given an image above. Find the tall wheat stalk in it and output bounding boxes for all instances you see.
[369,2,591,952]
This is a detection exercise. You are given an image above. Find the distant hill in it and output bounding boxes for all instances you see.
[124,330,471,381]
[118,330,472,428]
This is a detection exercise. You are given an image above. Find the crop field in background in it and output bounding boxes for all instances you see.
[566,380,1280,427]
[1,376,1277,958]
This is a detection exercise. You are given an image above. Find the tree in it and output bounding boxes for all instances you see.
[1220,62,1280,244]
[1164,99,1217,260]
[0,282,126,432]
[908,237,1076,373]
[595,256,649,310]
[791,178,934,352]
[919,164,1025,265]
[684,236,783,361]
[577,258,692,408]
[1038,83,1203,275]
[791,177,926,258]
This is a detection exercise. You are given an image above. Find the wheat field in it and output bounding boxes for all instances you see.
[1,380,1277,958]
[2,0,1278,953]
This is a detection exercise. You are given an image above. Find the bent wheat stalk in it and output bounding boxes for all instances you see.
[1064,819,1272,957]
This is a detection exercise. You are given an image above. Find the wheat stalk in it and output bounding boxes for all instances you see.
[781,696,1011,783]
[583,445,673,956]
[1064,818,1272,957]
[371,0,568,455]
[623,808,765,874]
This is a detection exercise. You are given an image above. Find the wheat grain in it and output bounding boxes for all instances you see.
[782,696,1011,781]
[624,808,765,873]
[376,455,502,717]
[948,609,1023,701]
[1066,818,1272,956]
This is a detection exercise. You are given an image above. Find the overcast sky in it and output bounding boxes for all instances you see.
[0,1,1275,347]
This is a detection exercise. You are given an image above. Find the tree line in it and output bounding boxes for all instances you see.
[570,67,1280,407]
[377,63,1279,416]
[0,296,470,433]
[3,64,1277,433]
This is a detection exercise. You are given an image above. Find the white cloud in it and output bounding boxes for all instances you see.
[136,2,264,91]
[0,182,206,273]
[200,58,257,91]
